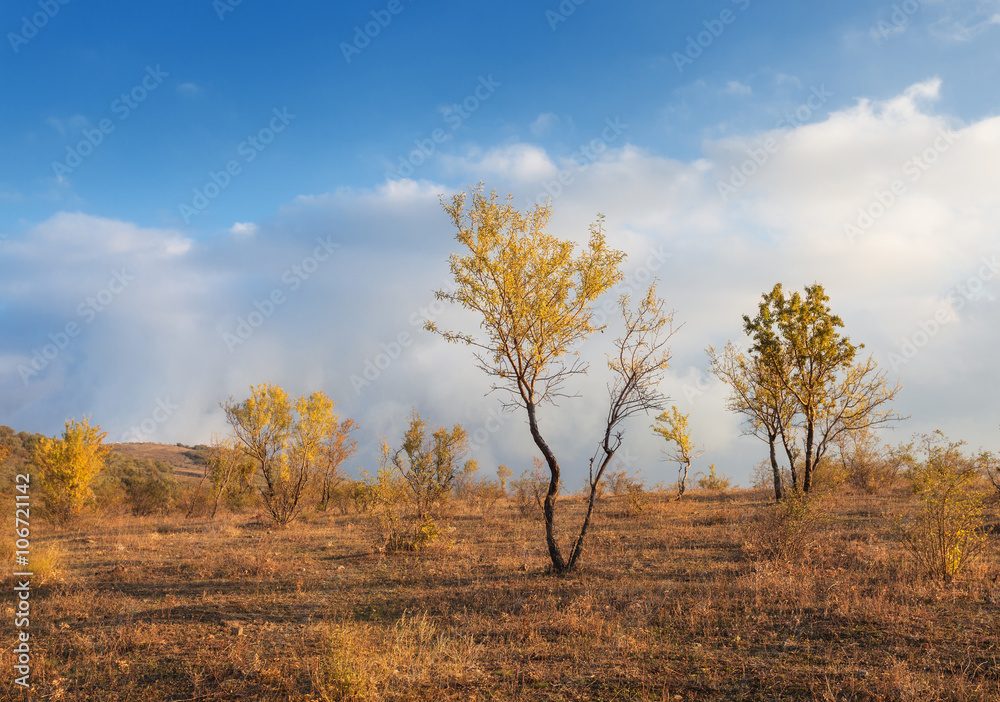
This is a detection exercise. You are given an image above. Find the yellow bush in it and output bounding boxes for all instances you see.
[896,433,987,582]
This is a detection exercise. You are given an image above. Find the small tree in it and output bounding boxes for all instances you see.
[317,417,358,511]
[653,406,704,499]
[223,384,351,526]
[32,417,111,525]
[708,342,796,500]
[390,411,473,517]
[204,435,256,518]
[428,186,676,573]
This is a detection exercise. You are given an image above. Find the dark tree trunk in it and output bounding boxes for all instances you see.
[779,424,798,492]
[803,420,815,493]
[566,436,617,571]
[768,432,783,501]
[525,401,568,572]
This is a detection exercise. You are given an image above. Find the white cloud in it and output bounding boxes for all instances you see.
[724,80,752,96]
[45,115,88,137]
[928,0,1000,40]
[176,82,201,97]
[442,143,559,183]
[229,222,257,238]
[3,81,999,487]
[530,112,560,137]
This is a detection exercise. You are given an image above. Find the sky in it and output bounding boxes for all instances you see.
[1,0,999,487]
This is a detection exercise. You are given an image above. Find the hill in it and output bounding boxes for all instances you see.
[110,442,210,483]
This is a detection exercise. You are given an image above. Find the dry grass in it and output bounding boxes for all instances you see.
[1,488,998,700]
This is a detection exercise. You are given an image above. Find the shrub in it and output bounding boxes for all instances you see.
[322,479,360,515]
[32,417,111,525]
[390,410,473,517]
[604,468,632,497]
[511,458,549,518]
[744,492,827,563]
[896,433,987,582]
[350,481,377,513]
[979,450,1000,497]
[464,475,506,517]
[111,458,180,516]
[696,464,732,491]
[102,455,181,516]
[367,410,472,552]
[624,480,650,516]
[367,461,441,552]
[832,428,912,494]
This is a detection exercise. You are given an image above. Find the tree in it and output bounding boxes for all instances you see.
[390,410,474,517]
[223,384,351,526]
[427,185,676,573]
[653,406,704,499]
[708,342,798,500]
[31,417,111,525]
[740,283,904,494]
[203,435,256,518]
[317,417,358,511]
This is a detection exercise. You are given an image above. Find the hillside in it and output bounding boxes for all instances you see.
[110,442,209,483]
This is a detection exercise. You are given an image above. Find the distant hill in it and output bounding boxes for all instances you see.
[111,443,210,484]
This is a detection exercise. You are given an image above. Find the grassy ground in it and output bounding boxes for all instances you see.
[2,488,999,701]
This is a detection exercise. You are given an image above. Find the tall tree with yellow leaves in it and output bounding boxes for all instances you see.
[741,283,904,494]
[427,185,677,573]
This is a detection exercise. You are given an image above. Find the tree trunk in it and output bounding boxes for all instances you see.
[768,433,783,501]
[566,440,616,571]
[525,402,568,572]
[186,467,209,519]
[803,419,815,493]
[779,425,798,492]
[675,460,690,500]
[211,485,224,518]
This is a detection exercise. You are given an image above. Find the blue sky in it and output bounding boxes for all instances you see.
[2,0,999,486]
